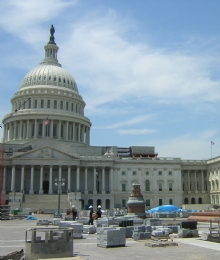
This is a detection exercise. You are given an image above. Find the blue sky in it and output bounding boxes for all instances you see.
[0,0,220,159]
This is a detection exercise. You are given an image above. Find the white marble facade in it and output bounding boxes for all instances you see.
[1,26,220,210]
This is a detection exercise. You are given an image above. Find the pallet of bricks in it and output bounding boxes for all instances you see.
[97,227,126,248]
[0,205,10,220]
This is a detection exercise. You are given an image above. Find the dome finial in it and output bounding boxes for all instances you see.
[48,24,56,45]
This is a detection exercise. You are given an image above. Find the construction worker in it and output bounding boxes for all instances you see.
[71,205,77,221]
[88,205,94,225]
[96,205,102,218]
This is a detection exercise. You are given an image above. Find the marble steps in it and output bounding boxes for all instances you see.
[21,194,70,212]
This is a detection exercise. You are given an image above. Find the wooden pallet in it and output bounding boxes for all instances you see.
[97,244,126,248]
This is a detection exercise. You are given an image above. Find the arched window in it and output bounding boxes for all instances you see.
[60,101,63,109]
[54,100,57,109]
[105,199,110,210]
[41,99,44,108]
[191,198,196,204]
[198,197,202,204]
[71,103,74,111]
[184,198,188,204]
[66,102,69,111]
[34,100,37,108]
[145,180,150,191]
[47,100,50,108]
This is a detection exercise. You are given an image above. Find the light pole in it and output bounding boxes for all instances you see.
[55,178,65,215]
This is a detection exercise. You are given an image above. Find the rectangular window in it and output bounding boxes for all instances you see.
[146,199,150,207]
[159,199,163,206]
[41,99,44,108]
[60,101,63,109]
[146,171,149,175]
[169,183,173,191]
[169,171,172,175]
[159,183,162,191]
[54,100,57,109]
[66,102,69,110]
[122,171,126,175]
[47,100,50,108]
[28,99,31,109]
[169,199,173,205]
[145,180,150,191]
[34,100,37,108]
[133,171,136,175]
[158,171,162,175]
[122,199,126,207]
[122,184,126,192]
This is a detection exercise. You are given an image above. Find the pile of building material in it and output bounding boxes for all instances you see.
[97,227,126,247]
[0,205,10,220]
[0,249,24,260]
[187,211,220,222]
[178,220,199,238]
[83,225,96,234]
[59,221,83,238]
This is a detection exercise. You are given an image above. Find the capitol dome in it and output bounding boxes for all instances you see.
[19,25,78,93]
[2,25,91,145]
[19,65,78,93]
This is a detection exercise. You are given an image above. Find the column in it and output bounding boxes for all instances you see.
[82,125,85,143]
[93,167,97,194]
[13,121,16,140]
[23,121,26,140]
[66,121,69,140]
[88,128,90,145]
[76,166,80,191]
[85,167,88,193]
[3,123,6,142]
[26,120,30,139]
[19,120,22,139]
[187,171,190,192]
[102,167,105,193]
[42,121,45,138]
[78,124,81,142]
[11,166,15,191]
[2,167,6,194]
[20,166,24,192]
[34,120,37,139]
[29,165,34,194]
[201,171,204,193]
[194,171,197,192]
[110,168,114,192]
[58,120,61,139]
[49,166,53,194]
[68,166,71,192]
[72,123,75,141]
[9,122,12,141]
[39,166,43,194]
[50,119,53,138]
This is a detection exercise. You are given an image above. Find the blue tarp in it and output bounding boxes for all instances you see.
[146,204,181,214]
[26,215,37,220]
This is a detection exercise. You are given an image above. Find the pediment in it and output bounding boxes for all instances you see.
[14,145,79,160]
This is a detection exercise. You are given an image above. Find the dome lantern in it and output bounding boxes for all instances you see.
[40,25,61,67]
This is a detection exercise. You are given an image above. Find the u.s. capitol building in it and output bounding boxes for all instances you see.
[1,26,220,212]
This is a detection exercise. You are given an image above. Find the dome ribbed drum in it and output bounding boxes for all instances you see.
[127,183,146,219]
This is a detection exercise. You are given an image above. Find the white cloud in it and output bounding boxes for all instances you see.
[117,129,157,135]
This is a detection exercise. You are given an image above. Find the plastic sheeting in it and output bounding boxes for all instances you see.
[26,215,37,220]
[146,204,181,214]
